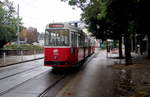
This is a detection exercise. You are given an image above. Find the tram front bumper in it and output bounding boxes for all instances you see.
[44,61,72,67]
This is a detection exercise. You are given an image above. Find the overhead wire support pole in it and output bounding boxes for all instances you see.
[17,4,20,45]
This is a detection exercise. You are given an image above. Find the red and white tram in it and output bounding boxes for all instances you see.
[44,22,95,68]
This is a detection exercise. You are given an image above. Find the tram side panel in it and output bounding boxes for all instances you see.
[78,47,85,62]
[85,47,89,57]
[70,47,78,65]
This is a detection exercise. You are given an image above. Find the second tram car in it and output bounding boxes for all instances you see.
[44,22,95,68]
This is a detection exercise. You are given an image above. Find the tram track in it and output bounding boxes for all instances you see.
[38,75,66,97]
[0,74,39,96]
[0,66,50,96]
[0,53,97,97]
[0,65,41,80]
[37,72,79,97]
[0,71,49,96]
[0,60,43,80]
[37,53,97,97]
[0,57,44,68]
[0,69,66,97]
[0,59,43,73]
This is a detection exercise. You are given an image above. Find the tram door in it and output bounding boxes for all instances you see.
[71,32,77,64]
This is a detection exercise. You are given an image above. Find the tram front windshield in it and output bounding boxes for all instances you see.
[45,29,69,46]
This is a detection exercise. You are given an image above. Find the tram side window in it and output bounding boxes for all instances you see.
[85,38,88,47]
[78,34,84,47]
[51,33,57,46]
[44,31,49,46]
[71,32,77,47]
[71,33,74,47]
[75,33,78,47]
[78,34,81,47]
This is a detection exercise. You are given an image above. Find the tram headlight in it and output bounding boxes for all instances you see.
[53,49,59,55]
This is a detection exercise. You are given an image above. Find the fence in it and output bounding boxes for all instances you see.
[0,50,44,66]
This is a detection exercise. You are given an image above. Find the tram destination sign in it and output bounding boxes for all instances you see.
[49,24,64,28]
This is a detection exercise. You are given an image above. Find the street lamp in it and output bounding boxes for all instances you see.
[17,4,20,45]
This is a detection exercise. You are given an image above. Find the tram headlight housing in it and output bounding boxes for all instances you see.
[53,49,59,55]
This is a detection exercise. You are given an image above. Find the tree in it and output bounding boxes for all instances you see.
[106,0,129,59]
[62,0,124,57]
[136,0,150,57]
[62,0,150,62]
[62,0,88,10]
[0,0,22,48]
[26,27,39,44]
[20,27,27,41]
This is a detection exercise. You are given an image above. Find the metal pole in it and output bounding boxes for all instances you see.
[34,50,36,59]
[106,41,108,58]
[3,52,6,64]
[17,4,20,45]
[21,50,23,61]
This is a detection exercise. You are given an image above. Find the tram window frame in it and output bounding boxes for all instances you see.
[71,32,74,47]
[77,33,79,47]
[75,32,78,47]
[81,34,84,47]
[78,34,81,47]
[44,30,49,46]
[71,31,77,47]
[79,34,84,47]
[45,29,69,46]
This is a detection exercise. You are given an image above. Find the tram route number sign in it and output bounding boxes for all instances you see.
[49,24,64,28]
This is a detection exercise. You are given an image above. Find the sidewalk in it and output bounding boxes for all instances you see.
[56,50,150,97]
[0,53,44,67]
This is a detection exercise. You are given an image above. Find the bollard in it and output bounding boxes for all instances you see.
[21,50,23,61]
[34,50,36,59]
[3,52,6,64]
[106,51,108,58]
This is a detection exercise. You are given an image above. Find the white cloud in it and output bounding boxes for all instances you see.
[10,0,82,32]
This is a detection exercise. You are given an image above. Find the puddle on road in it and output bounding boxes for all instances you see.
[113,65,150,97]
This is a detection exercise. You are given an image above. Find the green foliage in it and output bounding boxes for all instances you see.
[0,0,23,48]
[0,24,16,41]
[62,0,150,58]
[26,27,39,44]
[4,44,44,50]
[81,0,108,22]
[62,0,148,39]
[62,0,110,40]
[62,0,87,10]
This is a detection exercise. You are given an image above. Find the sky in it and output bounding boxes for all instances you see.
[10,0,82,33]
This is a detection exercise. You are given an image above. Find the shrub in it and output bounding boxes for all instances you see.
[3,44,44,50]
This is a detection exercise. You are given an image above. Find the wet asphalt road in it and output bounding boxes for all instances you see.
[1,50,149,97]
[0,59,65,97]
[55,50,119,97]
[54,50,150,97]
[0,51,97,97]
[0,50,119,97]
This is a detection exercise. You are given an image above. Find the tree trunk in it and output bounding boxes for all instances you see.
[147,34,150,58]
[124,32,132,65]
[119,36,123,58]
[0,40,7,49]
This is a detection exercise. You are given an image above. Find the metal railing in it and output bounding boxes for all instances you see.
[0,50,44,66]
